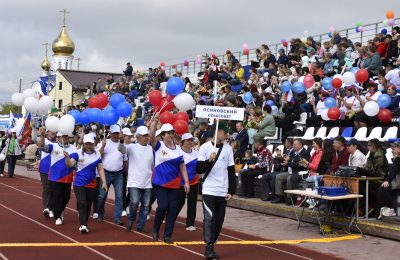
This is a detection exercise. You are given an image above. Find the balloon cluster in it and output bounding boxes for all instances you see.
[383,11,396,27]
[281,38,288,47]
[160,111,189,135]
[242,43,249,56]
[11,89,53,116]
[355,21,364,33]
[45,114,75,135]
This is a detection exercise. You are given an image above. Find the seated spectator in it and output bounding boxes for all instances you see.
[347,138,367,167]
[299,138,323,184]
[338,85,362,126]
[323,53,338,76]
[367,45,383,77]
[277,49,289,66]
[357,138,389,178]
[239,139,273,198]
[272,138,311,204]
[376,141,400,219]
[385,84,400,115]
[244,106,261,145]
[306,90,327,127]
[354,80,382,127]
[316,139,335,175]
[331,136,350,174]
[234,122,249,159]
[253,105,276,143]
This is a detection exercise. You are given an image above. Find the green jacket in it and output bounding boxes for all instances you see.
[257,114,276,137]
[362,148,388,178]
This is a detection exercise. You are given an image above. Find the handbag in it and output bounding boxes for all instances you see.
[199,147,223,195]
[234,158,243,173]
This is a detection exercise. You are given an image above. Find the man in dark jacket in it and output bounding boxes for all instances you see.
[234,122,248,159]
[272,138,310,204]
[124,62,133,80]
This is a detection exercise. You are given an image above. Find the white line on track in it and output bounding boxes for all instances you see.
[0,252,9,260]
[0,202,114,260]
[0,181,204,258]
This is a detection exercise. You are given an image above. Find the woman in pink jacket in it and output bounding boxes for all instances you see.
[299,138,323,184]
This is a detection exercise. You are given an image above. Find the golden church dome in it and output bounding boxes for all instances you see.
[52,26,75,56]
[41,56,51,71]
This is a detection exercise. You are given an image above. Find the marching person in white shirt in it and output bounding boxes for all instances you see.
[196,125,236,260]
[119,126,154,233]
[347,138,367,167]
[64,134,108,234]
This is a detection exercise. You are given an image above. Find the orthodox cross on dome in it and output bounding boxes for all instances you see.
[59,9,70,27]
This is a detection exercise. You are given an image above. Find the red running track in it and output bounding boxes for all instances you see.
[0,174,340,260]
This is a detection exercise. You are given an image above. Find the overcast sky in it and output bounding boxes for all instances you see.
[0,0,399,104]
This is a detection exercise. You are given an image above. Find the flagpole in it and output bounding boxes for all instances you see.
[18,78,22,116]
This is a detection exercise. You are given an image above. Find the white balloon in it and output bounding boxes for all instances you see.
[58,115,75,135]
[45,116,60,133]
[333,74,344,81]
[22,89,36,100]
[342,72,356,85]
[298,76,305,83]
[321,109,330,121]
[173,93,194,111]
[24,97,39,112]
[11,93,24,106]
[39,96,54,111]
[364,101,380,117]
[0,154,5,162]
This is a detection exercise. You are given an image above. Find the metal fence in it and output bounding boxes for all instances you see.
[163,18,399,77]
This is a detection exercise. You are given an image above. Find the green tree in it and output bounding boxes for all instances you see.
[0,103,19,115]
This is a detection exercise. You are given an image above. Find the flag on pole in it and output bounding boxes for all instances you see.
[18,113,32,146]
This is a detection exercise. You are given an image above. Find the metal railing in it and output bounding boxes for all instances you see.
[162,18,399,77]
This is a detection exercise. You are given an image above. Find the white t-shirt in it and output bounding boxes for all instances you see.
[125,143,154,189]
[198,141,234,197]
[361,91,382,102]
[102,139,127,172]
[385,69,400,89]
[316,100,327,115]
[340,95,361,113]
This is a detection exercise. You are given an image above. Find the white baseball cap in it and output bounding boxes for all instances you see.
[83,134,95,143]
[122,128,133,136]
[181,133,193,140]
[136,126,149,137]
[56,132,63,137]
[155,129,162,137]
[160,123,174,133]
[110,124,121,133]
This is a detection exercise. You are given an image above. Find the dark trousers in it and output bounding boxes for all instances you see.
[262,172,280,195]
[0,159,5,174]
[240,168,266,196]
[92,177,100,214]
[123,172,130,210]
[6,155,18,177]
[40,173,53,210]
[50,181,71,219]
[202,195,227,244]
[176,183,199,227]
[74,185,96,226]
[376,186,397,210]
[153,185,179,239]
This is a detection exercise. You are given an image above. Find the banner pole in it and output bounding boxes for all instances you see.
[213,118,219,149]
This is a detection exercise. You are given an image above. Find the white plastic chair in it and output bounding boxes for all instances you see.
[264,128,279,140]
[358,127,382,142]
[379,126,398,142]
[266,144,274,153]
[294,127,315,140]
[386,148,393,163]
[293,112,307,125]
[325,127,340,140]
[346,127,367,141]
[314,127,327,139]
[272,145,284,158]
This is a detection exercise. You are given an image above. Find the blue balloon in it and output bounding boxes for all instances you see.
[355,27,360,33]
[110,93,125,109]
[80,110,90,125]
[266,100,275,106]
[68,110,81,124]
[103,108,119,125]
[322,77,333,89]
[292,82,305,93]
[328,32,332,38]
[87,108,101,123]
[243,92,253,104]
[350,67,360,74]
[281,81,291,93]
[324,97,336,109]
[381,28,388,35]
[117,102,133,118]
[377,94,392,108]
[166,77,185,96]
[97,111,105,125]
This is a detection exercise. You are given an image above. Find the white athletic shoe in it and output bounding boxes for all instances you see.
[126,207,130,215]
[49,211,54,218]
[55,218,63,225]
[162,219,166,224]
[121,210,127,217]
[186,226,196,231]
[0,173,3,177]
[43,208,50,218]
[79,225,89,234]
[92,213,99,219]
[147,214,150,220]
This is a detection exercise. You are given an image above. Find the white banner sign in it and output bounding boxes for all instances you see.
[195,105,244,121]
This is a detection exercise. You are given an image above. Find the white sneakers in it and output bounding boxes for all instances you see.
[186,226,196,231]
[121,210,127,217]
[49,211,54,218]
[79,225,89,234]
[0,173,3,177]
[92,213,99,219]
[43,208,50,218]
[147,214,150,220]
[55,218,63,225]
[378,207,397,220]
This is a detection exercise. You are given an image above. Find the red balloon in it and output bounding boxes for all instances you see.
[283,42,288,47]
[175,111,189,122]
[148,90,163,107]
[174,119,188,135]
[160,62,166,67]
[165,94,175,103]
[97,94,109,109]
[243,49,249,55]
[88,97,101,108]
[160,111,175,125]
[332,78,342,89]
[156,100,175,113]
[327,107,340,120]
[355,69,369,83]
[303,75,315,89]
[163,100,175,111]
[377,109,392,123]
[172,65,177,69]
